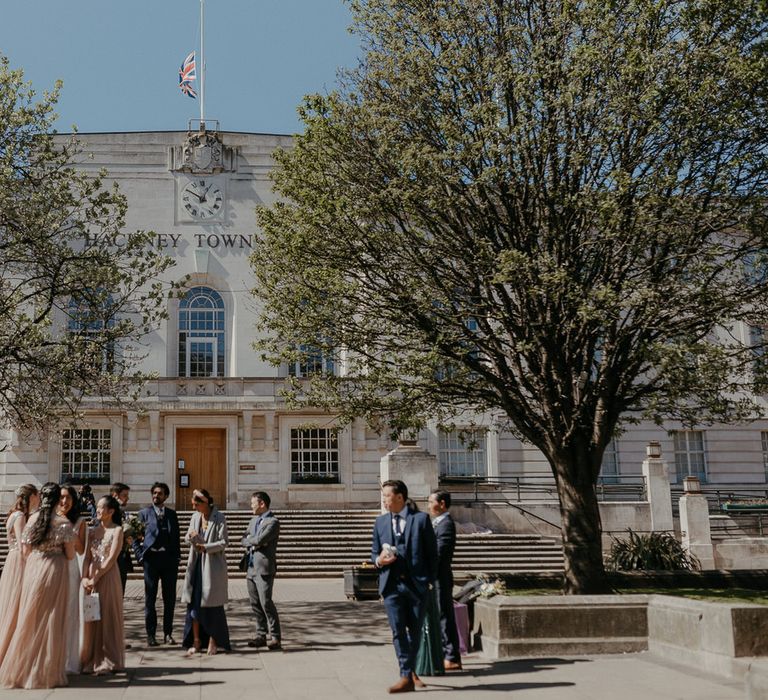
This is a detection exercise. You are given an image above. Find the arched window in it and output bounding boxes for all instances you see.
[178,286,225,377]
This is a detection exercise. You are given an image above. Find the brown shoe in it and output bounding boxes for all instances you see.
[444,659,462,671]
[411,672,426,688]
[388,676,415,693]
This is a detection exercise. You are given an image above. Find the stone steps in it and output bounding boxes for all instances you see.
[1,508,564,579]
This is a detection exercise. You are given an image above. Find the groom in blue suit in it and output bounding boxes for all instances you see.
[132,482,181,647]
[372,480,437,694]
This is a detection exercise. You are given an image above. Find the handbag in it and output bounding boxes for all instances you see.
[83,592,101,622]
[238,550,250,572]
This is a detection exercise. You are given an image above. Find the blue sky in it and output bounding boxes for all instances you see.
[0,1,361,135]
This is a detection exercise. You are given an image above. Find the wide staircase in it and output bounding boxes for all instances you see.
[0,509,564,579]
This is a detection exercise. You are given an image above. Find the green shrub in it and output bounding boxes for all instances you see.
[606,529,700,571]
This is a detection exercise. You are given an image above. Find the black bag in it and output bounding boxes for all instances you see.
[238,551,250,572]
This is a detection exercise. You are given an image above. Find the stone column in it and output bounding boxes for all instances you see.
[641,441,674,532]
[379,440,438,511]
[679,476,715,570]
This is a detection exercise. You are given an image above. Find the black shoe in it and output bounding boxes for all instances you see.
[267,638,282,651]
[147,636,159,647]
[247,636,267,648]
[164,635,176,645]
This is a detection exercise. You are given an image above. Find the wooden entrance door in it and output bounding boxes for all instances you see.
[176,428,227,510]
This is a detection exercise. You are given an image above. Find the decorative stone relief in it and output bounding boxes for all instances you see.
[169,127,238,174]
[149,411,160,452]
[126,411,138,451]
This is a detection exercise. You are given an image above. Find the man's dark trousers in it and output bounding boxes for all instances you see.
[434,514,461,663]
[143,552,178,638]
[382,579,428,677]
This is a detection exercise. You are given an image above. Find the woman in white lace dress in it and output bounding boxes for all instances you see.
[58,484,88,673]
[0,484,39,665]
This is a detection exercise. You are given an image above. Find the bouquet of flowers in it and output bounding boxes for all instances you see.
[477,575,507,599]
[122,515,145,543]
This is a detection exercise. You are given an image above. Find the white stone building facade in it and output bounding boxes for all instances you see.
[2,129,768,510]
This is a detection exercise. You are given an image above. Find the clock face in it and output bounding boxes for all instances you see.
[181,179,224,219]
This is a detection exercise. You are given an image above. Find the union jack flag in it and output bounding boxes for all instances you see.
[178,51,197,99]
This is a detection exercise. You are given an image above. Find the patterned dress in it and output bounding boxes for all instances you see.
[0,516,75,689]
[80,525,125,674]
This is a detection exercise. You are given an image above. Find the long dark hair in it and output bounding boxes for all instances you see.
[26,481,60,547]
[98,495,122,526]
[60,484,79,524]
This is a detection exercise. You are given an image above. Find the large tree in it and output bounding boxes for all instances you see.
[0,56,173,436]
[252,0,768,592]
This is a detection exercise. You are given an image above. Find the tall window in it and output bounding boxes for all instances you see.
[67,295,115,372]
[288,344,335,378]
[672,430,708,483]
[438,429,487,477]
[61,428,111,484]
[761,431,768,482]
[178,286,225,377]
[599,440,620,483]
[290,428,340,483]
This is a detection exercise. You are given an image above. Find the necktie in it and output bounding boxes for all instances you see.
[394,514,402,537]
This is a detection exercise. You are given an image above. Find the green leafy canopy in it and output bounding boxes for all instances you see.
[253,0,768,592]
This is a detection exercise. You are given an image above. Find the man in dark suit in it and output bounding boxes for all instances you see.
[131,482,181,647]
[372,479,437,694]
[110,481,132,593]
[242,490,281,650]
[428,489,462,670]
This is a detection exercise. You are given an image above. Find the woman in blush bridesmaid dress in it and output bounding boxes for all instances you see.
[0,484,39,665]
[80,494,126,675]
[0,482,75,689]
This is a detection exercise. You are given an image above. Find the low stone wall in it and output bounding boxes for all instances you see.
[714,538,768,569]
[647,595,768,679]
[475,593,768,682]
[473,594,649,657]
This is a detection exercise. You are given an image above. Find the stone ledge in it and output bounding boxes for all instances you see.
[474,594,649,657]
[475,593,768,682]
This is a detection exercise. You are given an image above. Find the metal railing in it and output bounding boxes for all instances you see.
[670,484,768,515]
[440,473,647,503]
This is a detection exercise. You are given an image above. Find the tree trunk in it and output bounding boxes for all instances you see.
[553,461,612,594]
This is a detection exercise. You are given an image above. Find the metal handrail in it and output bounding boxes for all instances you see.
[441,473,647,503]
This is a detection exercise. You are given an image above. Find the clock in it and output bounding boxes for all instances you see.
[181,178,224,220]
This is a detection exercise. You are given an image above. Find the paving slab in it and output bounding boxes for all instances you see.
[0,579,746,699]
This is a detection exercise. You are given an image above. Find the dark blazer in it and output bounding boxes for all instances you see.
[371,508,438,597]
[241,511,279,577]
[434,513,457,587]
[131,506,181,564]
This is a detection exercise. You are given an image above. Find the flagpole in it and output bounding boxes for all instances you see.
[200,0,205,126]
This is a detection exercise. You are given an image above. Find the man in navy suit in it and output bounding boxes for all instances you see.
[132,482,181,647]
[372,480,437,694]
[428,489,462,670]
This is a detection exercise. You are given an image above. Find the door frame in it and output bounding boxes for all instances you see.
[164,415,238,509]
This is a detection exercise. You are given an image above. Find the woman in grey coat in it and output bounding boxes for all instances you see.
[181,488,231,655]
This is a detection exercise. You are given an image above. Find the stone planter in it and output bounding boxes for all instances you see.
[343,566,379,601]
[474,594,649,658]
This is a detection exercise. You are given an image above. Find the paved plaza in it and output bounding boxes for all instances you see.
[0,579,745,699]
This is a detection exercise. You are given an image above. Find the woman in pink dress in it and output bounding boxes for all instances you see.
[0,482,75,689]
[80,494,125,674]
[0,484,39,665]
